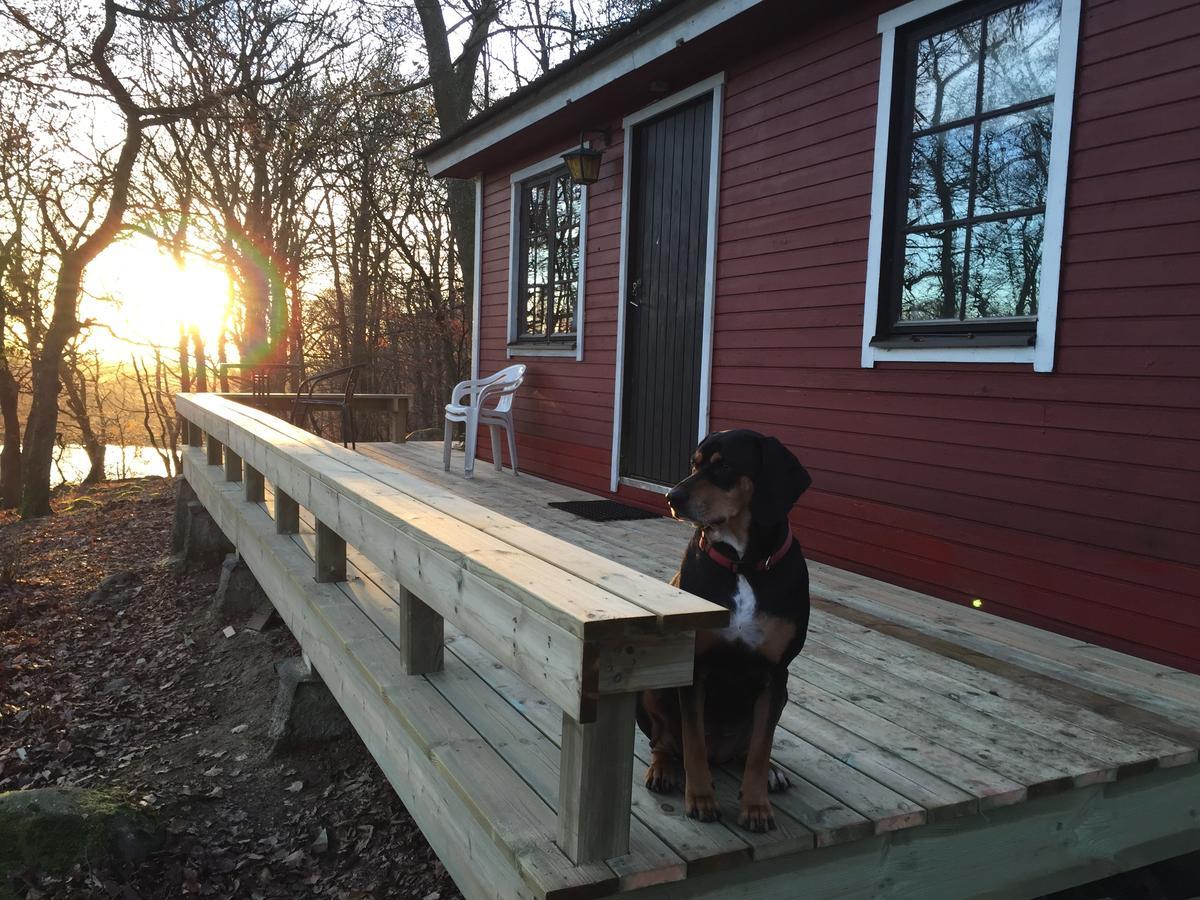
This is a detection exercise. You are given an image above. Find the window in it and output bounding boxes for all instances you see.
[510,164,584,353]
[863,0,1080,371]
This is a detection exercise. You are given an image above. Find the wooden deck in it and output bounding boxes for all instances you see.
[356,441,1200,898]
[175,391,1200,900]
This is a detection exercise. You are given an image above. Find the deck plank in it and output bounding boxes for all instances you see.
[805,610,1196,772]
[792,653,1113,791]
[808,562,1200,727]
[813,596,1200,752]
[784,678,1028,809]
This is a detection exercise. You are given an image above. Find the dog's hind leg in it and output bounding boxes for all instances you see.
[766,762,790,793]
[640,689,685,794]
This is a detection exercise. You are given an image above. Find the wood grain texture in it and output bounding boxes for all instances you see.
[558,694,637,864]
[244,464,264,503]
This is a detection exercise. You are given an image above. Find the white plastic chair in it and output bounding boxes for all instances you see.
[443,364,526,477]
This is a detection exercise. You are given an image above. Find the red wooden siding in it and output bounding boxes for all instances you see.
[472,0,1200,672]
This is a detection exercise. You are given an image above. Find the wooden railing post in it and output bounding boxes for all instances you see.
[224,446,243,483]
[557,692,636,863]
[206,433,223,466]
[315,519,347,583]
[244,464,264,503]
[390,397,409,443]
[275,490,299,535]
[397,587,443,674]
[186,421,202,448]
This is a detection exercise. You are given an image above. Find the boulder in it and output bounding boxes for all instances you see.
[268,657,353,753]
[170,476,197,554]
[0,787,160,885]
[175,498,233,575]
[210,553,272,622]
[86,570,139,606]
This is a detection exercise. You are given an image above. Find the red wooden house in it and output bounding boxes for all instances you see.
[419,0,1200,673]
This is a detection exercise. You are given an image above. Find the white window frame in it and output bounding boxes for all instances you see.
[506,149,588,360]
[861,0,1082,373]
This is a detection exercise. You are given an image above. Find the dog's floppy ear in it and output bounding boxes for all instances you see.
[751,435,812,524]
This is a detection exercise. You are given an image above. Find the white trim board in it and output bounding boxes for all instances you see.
[471,175,483,385]
[860,0,1081,373]
[506,148,589,362]
[423,0,763,177]
[610,74,725,492]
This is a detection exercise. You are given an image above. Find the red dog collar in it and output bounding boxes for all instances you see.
[699,529,793,574]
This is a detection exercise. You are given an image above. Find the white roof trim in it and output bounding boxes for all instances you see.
[423,0,764,177]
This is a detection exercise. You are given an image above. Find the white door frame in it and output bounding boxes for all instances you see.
[609,72,725,493]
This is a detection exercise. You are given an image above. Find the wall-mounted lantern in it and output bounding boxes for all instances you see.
[561,128,611,186]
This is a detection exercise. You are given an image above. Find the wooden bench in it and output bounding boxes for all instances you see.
[175,393,728,896]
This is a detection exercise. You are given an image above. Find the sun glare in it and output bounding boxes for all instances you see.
[81,235,232,362]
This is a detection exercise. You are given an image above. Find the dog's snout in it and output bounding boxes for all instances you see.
[666,486,689,512]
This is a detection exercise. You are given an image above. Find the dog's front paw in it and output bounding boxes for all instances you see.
[738,798,776,833]
[685,785,720,822]
[644,756,684,794]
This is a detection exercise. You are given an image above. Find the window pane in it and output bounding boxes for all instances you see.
[553,281,577,335]
[522,183,550,336]
[908,124,974,226]
[553,175,580,335]
[966,214,1043,318]
[975,105,1051,216]
[900,227,965,322]
[524,285,548,335]
[983,0,1060,112]
[913,21,981,130]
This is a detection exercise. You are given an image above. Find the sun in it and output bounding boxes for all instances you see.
[81,235,232,362]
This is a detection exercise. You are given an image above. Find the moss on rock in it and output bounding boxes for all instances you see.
[0,787,159,889]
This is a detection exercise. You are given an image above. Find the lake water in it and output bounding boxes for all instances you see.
[0,444,170,487]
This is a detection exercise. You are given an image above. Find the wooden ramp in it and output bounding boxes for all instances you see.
[175,393,1200,899]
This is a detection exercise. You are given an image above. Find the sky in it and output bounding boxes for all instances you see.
[81,235,233,363]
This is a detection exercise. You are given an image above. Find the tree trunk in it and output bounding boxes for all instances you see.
[0,364,20,509]
[20,0,143,517]
[22,262,84,516]
[178,325,192,393]
[446,178,476,339]
[0,284,21,508]
[190,326,208,392]
[59,351,108,485]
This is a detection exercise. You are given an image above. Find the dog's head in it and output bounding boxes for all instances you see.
[665,430,811,530]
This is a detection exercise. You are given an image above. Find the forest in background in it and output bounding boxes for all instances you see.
[0,0,657,517]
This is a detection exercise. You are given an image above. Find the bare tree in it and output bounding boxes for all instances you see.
[4,0,322,517]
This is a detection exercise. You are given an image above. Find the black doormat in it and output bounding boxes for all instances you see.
[548,500,662,522]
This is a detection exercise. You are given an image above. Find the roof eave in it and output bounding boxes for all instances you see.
[421,0,767,179]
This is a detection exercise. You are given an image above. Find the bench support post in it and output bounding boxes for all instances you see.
[557,692,636,864]
[397,587,444,674]
[275,490,299,534]
[206,433,223,467]
[187,421,202,448]
[244,464,264,503]
[315,519,347,583]
[224,446,243,483]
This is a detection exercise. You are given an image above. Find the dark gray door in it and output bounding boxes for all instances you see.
[620,94,713,487]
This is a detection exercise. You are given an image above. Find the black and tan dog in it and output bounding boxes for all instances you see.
[636,429,812,832]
